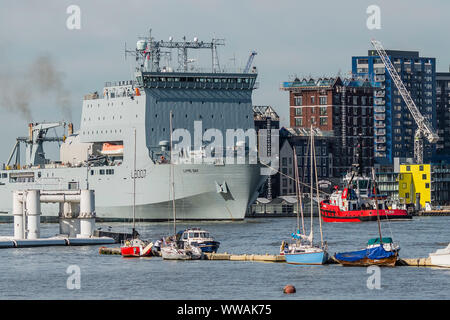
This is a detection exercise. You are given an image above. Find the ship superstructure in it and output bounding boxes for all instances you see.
[0,31,266,220]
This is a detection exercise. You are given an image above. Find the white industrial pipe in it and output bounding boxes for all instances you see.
[26,190,41,239]
[59,202,80,237]
[13,189,96,239]
[13,191,24,239]
[79,190,95,238]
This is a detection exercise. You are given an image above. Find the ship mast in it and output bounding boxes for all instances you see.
[132,127,137,236]
[170,110,176,237]
[371,167,383,243]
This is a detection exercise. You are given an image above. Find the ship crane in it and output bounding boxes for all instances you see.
[371,39,439,164]
[6,122,70,169]
[243,51,257,73]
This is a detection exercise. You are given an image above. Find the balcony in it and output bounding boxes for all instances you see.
[375,152,386,158]
[374,106,385,113]
[375,75,385,82]
[374,114,385,121]
[374,68,385,75]
[375,121,386,128]
[375,90,385,97]
[376,145,386,151]
[375,137,386,143]
[375,129,386,136]
[374,98,385,106]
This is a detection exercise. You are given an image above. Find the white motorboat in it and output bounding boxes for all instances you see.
[429,244,450,268]
[161,241,203,260]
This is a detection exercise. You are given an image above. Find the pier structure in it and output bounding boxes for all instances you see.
[0,189,114,248]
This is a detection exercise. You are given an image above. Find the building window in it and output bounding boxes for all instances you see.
[320,106,327,115]
[294,96,302,106]
[425,183,430,189]
[320,117,328,126]
[311,96,315,104]
[319,96,327,105]
[406,166,410,171]
[419,165,424,171]
[422,174,427,180]
[295,108,303,116]
[295,118,303,126]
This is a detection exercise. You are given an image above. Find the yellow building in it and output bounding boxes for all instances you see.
[398,164,431,208]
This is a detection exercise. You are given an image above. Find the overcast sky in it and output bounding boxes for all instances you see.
[0,0,449,161]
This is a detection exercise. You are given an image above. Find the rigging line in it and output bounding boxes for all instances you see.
[312,130,324,247]
[260,161,331,196]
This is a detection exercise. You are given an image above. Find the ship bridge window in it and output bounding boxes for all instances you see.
[9,172,34,183]
[2,173,8,179]
[106,169,114,175]
[99,169,105,175]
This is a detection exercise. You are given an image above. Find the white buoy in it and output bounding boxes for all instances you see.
[26,190,41,239]
[79,190,95,238]
[13,191,24,239]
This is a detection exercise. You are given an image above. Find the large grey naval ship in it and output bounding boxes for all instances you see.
[0,31,267,220]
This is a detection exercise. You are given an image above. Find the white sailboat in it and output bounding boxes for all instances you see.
[161,111,202,260]
[281,126,328,265]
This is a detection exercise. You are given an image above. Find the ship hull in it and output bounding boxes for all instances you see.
[320,203,412,223]
[285,251,328,265]
[0,163,266,221]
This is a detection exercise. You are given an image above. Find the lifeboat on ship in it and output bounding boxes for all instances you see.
[100,143,124,156]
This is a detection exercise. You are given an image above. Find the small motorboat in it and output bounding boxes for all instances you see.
[334,237,399,267]
[429,243,450,268]
[120,238,153,257]
[161,239,203,260]
[177,228,220,253]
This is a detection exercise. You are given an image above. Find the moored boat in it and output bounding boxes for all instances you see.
[429,244,450,268]
[121,238,153,257]
[320,136,411,223]
[334,168,401,267]
[280,128,328,265]
[333,237,399,267]
[160,111,203,261]
[177,228,220,253]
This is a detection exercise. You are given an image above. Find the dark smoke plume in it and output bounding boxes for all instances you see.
[0,54,72,121]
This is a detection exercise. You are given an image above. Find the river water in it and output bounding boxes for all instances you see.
[0,216,449,300]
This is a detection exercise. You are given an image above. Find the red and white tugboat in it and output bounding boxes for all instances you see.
[320,136,411,223]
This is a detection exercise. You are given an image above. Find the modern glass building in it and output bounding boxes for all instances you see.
[435,72,450,162]
[352,50,436,166]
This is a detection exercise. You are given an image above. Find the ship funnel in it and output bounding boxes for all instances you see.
[28,123,33,142]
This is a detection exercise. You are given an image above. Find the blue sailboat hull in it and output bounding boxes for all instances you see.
[285,251,328,265]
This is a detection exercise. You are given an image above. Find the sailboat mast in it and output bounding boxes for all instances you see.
[312,129,324,247]
[170,110,176,236]
[309,126,314,245]
[293,147,305,236]
[371,167,383,242]
[132,127,137,234]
